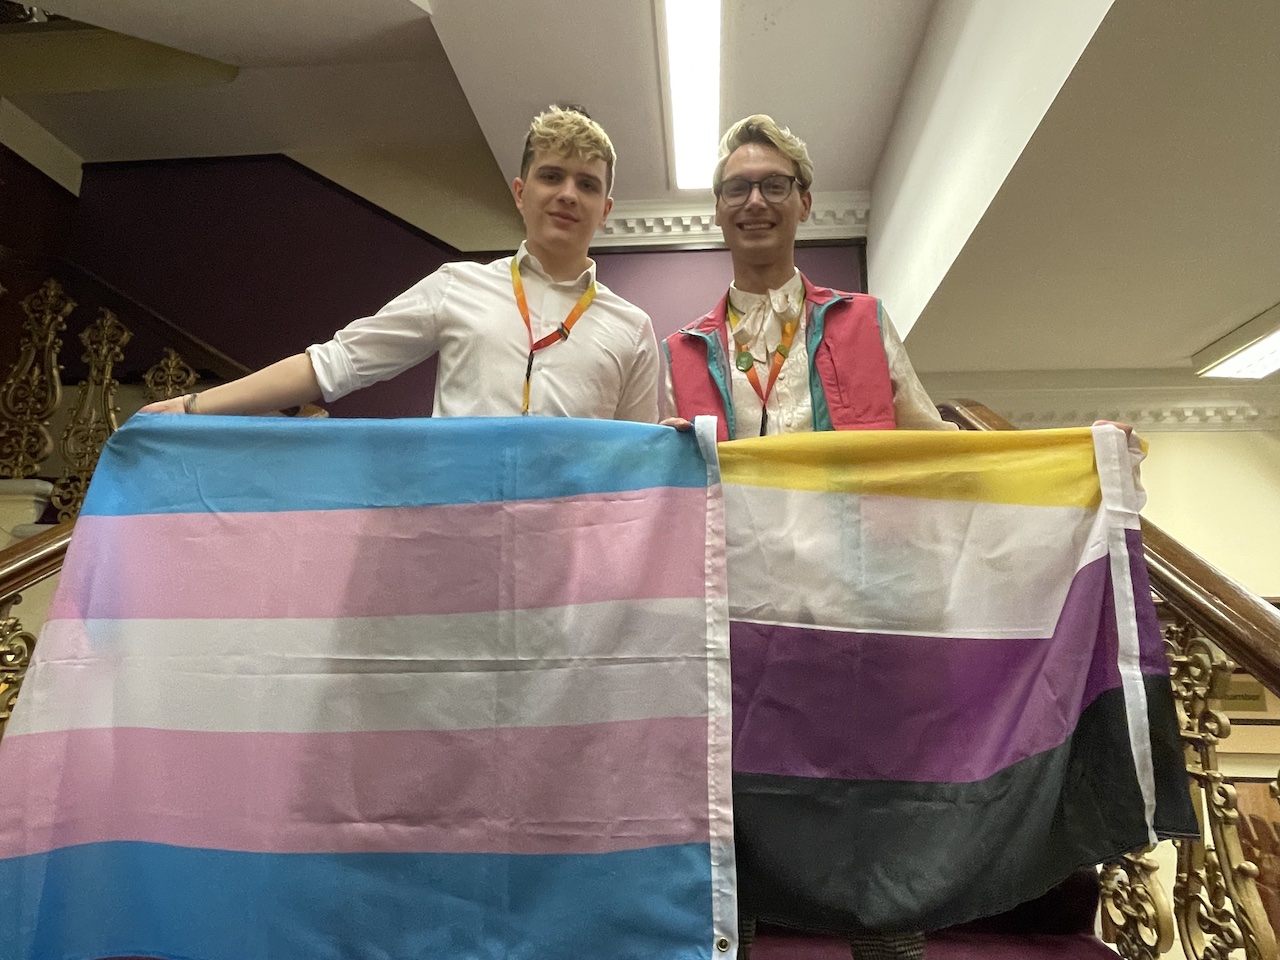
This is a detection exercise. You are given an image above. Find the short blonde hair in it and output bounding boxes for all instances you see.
[712,114,813,195]
[521,105,617,192]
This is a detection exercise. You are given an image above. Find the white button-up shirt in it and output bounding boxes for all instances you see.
[307,243,660,421]
[712,271,953,437]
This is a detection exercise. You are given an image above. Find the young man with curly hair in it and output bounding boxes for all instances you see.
[142,106,659,422]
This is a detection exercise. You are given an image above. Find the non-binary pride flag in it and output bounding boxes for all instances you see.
[0,416,736,960]
[719,426,1196,935]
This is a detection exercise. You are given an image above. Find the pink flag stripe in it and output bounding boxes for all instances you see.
[0,717,710,859]
[49,487,709,621]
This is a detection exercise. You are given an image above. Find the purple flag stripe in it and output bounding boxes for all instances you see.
[49,487,708,621]
[732,554,1163,783]
[0,717,710,859]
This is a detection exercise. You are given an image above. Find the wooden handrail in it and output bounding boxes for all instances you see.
[937,398,1017,432]
[0,520,74,602]
[1143,524,1280,692]
[939,398,1280,697]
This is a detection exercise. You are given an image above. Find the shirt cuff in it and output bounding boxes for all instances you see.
[305,342,358,404]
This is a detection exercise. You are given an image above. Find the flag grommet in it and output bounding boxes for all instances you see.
[716,936,731,952]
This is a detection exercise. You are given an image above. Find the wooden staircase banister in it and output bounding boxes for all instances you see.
[1142,520,1280,693]
[0,520,74,602]
[937,398,1018,432]
[938,398,1280,699]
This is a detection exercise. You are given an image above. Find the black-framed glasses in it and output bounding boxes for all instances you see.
[718,174,803,207]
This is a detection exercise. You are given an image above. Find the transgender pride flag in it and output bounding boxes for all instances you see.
[0,416,736,960]
[720,426,1197,935]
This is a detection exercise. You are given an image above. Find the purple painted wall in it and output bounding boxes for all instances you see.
[0,145,80,380]
[595,245,863,342]
[69,156,452,418]
[67,155,864,418]
[0,145,77,259]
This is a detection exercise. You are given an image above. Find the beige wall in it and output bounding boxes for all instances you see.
[1140,431,1280,597]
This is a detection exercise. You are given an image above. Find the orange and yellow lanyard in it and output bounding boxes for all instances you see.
[727,302,800,436]
[511,259,596,415]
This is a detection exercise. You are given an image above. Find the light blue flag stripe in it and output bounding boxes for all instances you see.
[0,841,716,960]
[84,416,710,516]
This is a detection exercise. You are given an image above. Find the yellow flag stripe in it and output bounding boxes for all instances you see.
[717,428,1106,508]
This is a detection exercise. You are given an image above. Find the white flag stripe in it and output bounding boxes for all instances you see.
[725,485,1109,638]
[15,599,709,736]
[38,597,705,664]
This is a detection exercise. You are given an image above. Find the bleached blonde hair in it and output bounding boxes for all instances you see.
[520,104,617,192]
[712,114,813,195]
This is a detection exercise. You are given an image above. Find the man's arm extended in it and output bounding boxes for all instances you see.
[138,353,321,416]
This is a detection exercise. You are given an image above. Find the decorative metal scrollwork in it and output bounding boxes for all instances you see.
[1100,849,1175,960]
[0,597,36,743]
[0,278,74,478]
[49,308,132,520]
[143,348,199,403]
[1166,614,1279,960]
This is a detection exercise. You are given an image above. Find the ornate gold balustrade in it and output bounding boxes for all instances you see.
[941,399,1280,960]
[0,277,72,479]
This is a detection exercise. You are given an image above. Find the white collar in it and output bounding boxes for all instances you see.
[516,241,597,289]
[728,269,804,316]
[727,270,805,347]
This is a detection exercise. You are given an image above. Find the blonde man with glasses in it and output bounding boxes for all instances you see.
[141,106,659,423]
[664,115,950,960]
[662,114,950,441]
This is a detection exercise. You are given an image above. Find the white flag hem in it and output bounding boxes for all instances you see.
[697,416,738,954]
[1093,423,1158,844]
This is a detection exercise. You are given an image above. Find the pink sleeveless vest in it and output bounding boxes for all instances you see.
[665,278,897,441]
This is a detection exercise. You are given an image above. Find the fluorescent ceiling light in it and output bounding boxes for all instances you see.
[661,0,720,190]
[1195,302,1280,379]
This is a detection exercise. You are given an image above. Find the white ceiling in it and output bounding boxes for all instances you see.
[27,0,439,66]
[4,0,1279,413]
[906,0,1280,376]
[430,0,934,202]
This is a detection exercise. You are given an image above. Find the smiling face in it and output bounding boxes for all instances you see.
[513,148,613,272]
[714,142,812,278]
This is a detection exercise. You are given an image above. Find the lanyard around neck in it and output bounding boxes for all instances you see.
[511,258,597,415]
[727,299,800,435]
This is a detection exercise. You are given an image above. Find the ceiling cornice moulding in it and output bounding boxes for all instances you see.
[921,372,1280,432]
[595,190,870,248]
